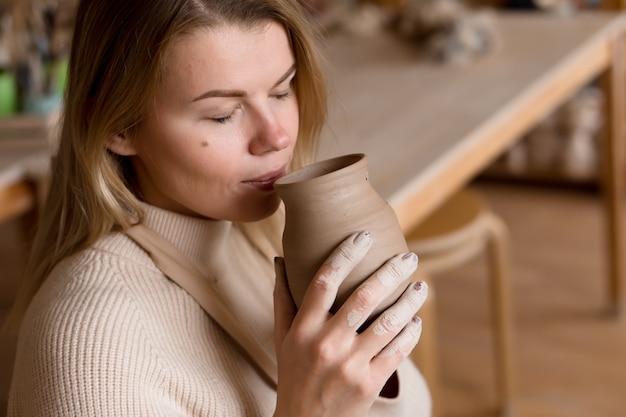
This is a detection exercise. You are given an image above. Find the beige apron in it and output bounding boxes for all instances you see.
[124,224,278,386]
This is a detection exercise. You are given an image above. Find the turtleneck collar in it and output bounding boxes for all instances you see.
[138,202,233,277]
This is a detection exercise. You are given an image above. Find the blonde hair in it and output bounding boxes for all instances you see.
[5,0,327,331]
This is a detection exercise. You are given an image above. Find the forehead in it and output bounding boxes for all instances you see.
[163,21,293,79]
[152,21,295,105]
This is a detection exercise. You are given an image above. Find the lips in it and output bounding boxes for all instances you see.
[243,167,286,191]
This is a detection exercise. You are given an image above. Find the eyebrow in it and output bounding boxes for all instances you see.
[192,63,297,102]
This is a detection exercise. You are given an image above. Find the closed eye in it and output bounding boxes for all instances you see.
[210,104,242,124]
[212,115,233,124]
[211,116,233,124]
[274,91,292,101]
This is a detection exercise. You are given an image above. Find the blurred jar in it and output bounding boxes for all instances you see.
[0,69,17,116]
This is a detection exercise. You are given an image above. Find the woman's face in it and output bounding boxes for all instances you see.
[120,21,299,221]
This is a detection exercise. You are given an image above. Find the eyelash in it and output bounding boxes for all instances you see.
[275,91,292,101]
[212,115,232,124]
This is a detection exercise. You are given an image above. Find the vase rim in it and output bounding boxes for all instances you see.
[275,153,366,187]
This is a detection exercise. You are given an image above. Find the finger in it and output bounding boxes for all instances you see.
[335,253,419,333]
[274,257,297,349]
[299,231,373,316]
[373,315,423,369]
[359,280,428,358]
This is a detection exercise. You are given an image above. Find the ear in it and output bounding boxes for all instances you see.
[107,133,137,156]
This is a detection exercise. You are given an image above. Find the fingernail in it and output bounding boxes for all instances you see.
[402,252,417,263]
[412,316,422,325]
[413,280,428,292]
[353,231,372,247]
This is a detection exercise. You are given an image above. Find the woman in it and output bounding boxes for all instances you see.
[7,0,431,416]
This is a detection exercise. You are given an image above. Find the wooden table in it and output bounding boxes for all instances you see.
[318,11,626,313]
[0,115,54,224]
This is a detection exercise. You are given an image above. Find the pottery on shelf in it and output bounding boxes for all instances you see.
[274,153,410,318]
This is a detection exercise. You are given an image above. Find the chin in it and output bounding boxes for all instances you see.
[237,195,282,223]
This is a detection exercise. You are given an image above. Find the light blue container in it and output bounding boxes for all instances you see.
[24,93,63,115]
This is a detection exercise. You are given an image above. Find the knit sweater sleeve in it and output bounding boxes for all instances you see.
[8,252,187,417]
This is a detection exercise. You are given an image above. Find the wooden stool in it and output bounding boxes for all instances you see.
[407,188,515,417]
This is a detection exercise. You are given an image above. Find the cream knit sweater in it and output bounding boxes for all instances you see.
[9,204,431,416]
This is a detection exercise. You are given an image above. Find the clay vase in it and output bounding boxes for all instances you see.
[274,153,410,318]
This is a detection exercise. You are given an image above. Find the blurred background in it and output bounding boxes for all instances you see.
[1,0,625,416]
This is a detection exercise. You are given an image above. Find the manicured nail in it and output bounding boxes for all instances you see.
[402,252,417,263]
[412,316,422,325]
[353,231,372,247]
[413,280,428,293]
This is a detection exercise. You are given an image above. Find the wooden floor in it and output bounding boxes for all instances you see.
[434,181,626,417]
[0,181,625,417]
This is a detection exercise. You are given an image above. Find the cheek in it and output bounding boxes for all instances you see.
[136,118,205,162]
[286,102,300,143]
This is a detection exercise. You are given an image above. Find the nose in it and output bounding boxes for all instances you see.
[249,111,291,155]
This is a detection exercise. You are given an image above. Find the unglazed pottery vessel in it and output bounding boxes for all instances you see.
[274,153,410,317]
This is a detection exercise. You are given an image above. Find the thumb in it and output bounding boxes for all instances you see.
[273,257,297,350]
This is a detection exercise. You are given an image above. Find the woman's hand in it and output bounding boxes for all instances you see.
[273,231,428,417]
